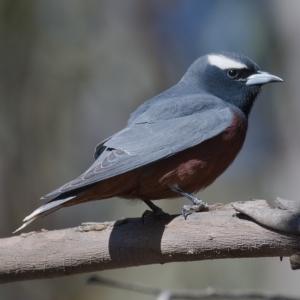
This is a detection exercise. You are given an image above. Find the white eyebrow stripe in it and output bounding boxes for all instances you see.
[208,54,248,70]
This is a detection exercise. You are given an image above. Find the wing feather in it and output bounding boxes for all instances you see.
[42,96,236,200]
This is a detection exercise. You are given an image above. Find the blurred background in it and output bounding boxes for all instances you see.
[1,0,300,299]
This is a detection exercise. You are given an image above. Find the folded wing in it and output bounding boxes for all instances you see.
[43,96,234,201]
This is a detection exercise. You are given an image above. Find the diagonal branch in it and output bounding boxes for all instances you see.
[1,200,300,284]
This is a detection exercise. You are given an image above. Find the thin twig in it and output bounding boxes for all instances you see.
[87,275,300,300]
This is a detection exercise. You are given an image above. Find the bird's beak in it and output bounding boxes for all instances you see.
[246,71,283,86]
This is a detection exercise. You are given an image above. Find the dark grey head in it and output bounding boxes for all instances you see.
[180,52,283,117]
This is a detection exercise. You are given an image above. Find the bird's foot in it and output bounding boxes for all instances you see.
[142,207,167,218]
[169,184,210,219]
[142,200,169,224]
[182,198,210,219]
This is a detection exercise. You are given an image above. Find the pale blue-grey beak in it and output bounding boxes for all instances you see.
[246,71,283,86]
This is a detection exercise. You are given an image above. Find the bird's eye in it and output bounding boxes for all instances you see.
[227,69,239,78]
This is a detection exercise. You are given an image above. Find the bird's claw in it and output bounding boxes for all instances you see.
[142,208,169,224]
[182,199,210,219]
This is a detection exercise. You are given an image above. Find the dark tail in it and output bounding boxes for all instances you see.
[13,197,75,234]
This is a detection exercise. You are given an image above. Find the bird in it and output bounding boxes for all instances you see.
[14,52,283,233]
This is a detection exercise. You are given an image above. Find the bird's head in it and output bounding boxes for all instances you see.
[181,52,283,117]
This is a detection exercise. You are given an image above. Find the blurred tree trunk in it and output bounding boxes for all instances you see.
[0,0,38,232]
[271,2,300,201]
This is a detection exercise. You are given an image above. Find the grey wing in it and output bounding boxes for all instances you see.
[42,104,234,200]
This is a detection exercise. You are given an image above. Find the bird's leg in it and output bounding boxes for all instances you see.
[143,200,166,216]
[142,200,168,223]
[170,184,210,219]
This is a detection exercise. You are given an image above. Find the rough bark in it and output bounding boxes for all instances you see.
[1,200,300,284]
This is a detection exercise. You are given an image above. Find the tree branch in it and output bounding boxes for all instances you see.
[1,200,300,284]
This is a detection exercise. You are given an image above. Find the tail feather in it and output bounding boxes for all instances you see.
[13,197,75,234]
